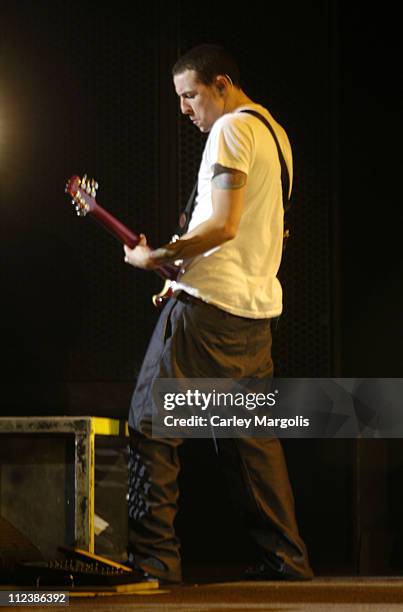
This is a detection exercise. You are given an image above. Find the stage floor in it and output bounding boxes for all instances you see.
[2,577,403,611]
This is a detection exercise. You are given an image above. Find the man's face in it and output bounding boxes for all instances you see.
[173,69,224,133]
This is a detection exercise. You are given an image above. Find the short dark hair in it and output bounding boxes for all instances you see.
[172,44,241,87]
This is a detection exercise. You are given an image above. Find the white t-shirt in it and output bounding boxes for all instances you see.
[173,103,293,319]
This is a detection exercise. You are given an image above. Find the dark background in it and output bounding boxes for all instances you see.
[0,0,401,576]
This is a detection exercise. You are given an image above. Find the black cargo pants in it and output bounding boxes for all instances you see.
[127,293,313,582]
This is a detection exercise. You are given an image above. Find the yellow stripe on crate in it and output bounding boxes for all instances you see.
[91,417,128,436]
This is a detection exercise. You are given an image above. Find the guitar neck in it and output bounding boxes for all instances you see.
[90,200,178,281]
[91,200,140,248]
[91,202,140,249]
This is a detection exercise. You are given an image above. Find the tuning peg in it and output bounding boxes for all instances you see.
[89,178,97,197]
[81,174,87,190]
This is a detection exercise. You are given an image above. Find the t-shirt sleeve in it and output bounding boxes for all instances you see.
[207,115,254,175]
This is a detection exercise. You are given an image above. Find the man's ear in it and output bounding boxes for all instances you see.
[215,75,227,93]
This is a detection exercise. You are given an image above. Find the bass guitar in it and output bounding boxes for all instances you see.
[65,174,178,306]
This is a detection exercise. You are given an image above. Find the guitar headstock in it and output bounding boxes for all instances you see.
[65,174,99,217]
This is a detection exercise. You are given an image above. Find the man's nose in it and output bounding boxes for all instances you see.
[180,98,192,115]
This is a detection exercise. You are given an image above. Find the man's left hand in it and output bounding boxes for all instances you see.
[123,234,157,270]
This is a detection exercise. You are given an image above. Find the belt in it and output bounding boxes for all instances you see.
[175,290,204,306]
[176,290,276,324]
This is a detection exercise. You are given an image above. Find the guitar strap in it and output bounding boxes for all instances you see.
[240,109,292,250]
[239,110,290,209]
[175,109,292,249]
[174,180,198,238]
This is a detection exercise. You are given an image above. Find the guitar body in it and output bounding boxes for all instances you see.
[65,174,179,307]
[152,279,175,308]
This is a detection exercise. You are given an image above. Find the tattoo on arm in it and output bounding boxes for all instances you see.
[212,164,247,190]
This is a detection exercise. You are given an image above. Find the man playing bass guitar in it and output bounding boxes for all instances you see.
[123,44,313,584]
